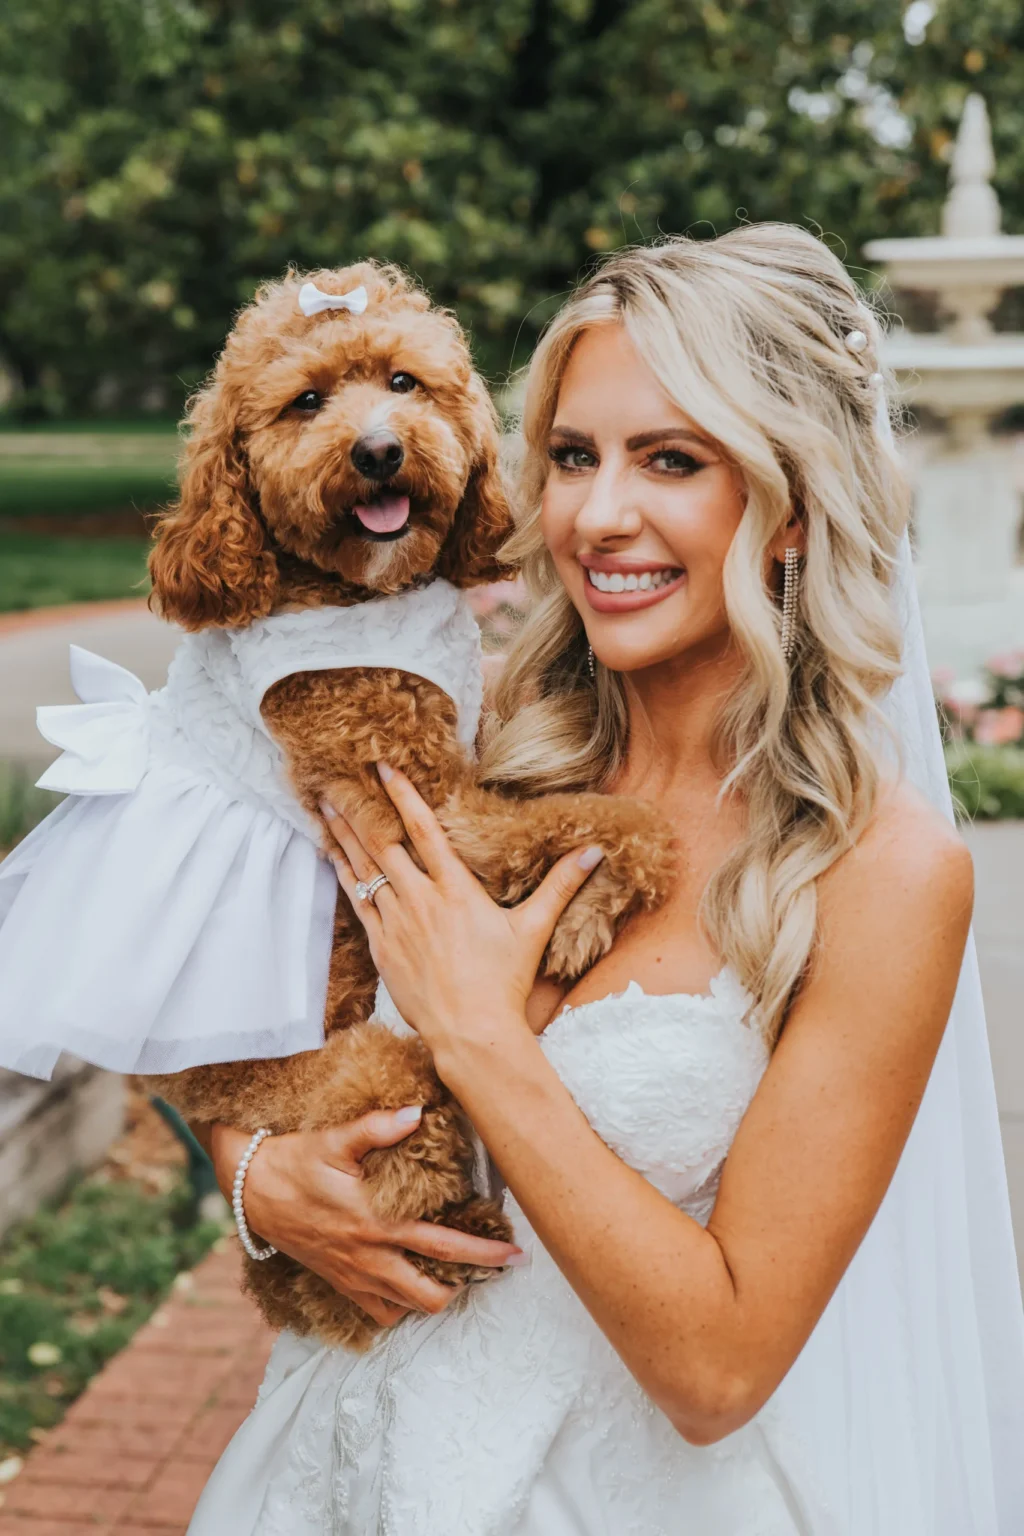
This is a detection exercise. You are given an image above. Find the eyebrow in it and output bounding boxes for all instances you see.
[624,428,710,452]
[548,425,712,453]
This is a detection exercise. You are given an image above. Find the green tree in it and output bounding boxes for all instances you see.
[0,0,1018,416]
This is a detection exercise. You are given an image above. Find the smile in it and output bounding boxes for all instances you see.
[581,562,686,612]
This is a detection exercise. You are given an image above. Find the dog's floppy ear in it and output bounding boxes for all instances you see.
[148,385,278,631]
[436,379,515,587]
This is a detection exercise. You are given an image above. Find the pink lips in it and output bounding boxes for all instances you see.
[352,492,410,534]
[581,566,686,613]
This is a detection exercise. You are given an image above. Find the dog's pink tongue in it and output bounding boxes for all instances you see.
[353,493,410,534]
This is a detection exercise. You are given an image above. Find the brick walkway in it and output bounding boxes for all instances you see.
[0,1245,274,1535]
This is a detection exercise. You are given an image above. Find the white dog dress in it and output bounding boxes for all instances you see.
[0,580,482,1080]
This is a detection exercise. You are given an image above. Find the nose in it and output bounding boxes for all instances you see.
[573,462,644,544]
[351,431,404,481]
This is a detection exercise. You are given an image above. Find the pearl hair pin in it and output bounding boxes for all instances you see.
[844,327,885,390]
[232,1128,278,1261]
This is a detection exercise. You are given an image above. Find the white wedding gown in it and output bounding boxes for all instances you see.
[189,972,833,1535]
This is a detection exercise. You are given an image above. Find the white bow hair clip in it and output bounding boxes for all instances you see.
[297,281,369,318]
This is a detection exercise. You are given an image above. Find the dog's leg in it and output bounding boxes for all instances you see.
[253,667,511,1341]
[439,784,678,983]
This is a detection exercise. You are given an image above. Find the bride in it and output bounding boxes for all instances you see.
[189,225,1024,1534]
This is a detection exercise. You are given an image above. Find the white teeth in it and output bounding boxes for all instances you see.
[587,567,678,593]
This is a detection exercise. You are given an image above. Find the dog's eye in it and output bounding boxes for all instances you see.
[389,373,418,394]
[290,390,323,413]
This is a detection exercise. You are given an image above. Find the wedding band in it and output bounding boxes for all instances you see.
[355,873,390,905]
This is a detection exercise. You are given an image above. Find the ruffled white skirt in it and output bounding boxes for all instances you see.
[0,648,336,1079]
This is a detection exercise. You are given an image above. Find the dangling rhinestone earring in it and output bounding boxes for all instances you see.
[587,644,596,680]
[780,547,800,662]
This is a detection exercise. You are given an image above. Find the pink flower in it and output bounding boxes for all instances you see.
[973,707,1024,746]
[986,651,1024,681]
[466,575,528,618]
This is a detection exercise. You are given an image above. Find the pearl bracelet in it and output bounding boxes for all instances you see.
[232,1128,278,1262]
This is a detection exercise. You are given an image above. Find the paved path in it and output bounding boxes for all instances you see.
[0,1245,273,1535]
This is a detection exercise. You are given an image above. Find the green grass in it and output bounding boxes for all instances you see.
[0,763,62,854]
[946,742,1024,821]
[0,1179,226,1456]
[0,532,150,612]
[0,419,179,434]
[0,426,178,521]
[0,464,175,520]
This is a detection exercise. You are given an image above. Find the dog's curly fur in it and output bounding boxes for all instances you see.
[145,262,676,1350]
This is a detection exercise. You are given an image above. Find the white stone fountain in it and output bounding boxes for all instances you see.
[865,94,1024,680]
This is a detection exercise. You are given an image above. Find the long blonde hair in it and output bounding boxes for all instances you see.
[479,224,911,1040]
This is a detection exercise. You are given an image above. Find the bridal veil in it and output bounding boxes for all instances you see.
[768,404,1024,1533]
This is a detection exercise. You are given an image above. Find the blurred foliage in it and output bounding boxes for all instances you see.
[946,742,1024,820]
[0,1178,225,1454]
[1,0,1019,415]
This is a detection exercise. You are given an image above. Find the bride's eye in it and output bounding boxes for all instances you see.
[646,448,703,475]
[548,444,598,471]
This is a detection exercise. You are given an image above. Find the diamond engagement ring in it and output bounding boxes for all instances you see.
[355,873,390,905]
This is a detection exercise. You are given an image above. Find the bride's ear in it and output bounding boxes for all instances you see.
[768,512,807,565]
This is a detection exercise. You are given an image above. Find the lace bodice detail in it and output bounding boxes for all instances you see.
[539,970,766,1218]
[231,580,483,747]
[148,579,483,835]
[209,975,811,1536]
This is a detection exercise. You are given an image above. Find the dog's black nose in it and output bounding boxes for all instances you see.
[351,432,405,481]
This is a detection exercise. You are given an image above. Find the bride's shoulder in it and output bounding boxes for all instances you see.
[819,778,973,938]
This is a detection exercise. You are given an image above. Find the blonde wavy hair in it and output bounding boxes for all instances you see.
[479,223,911,1041]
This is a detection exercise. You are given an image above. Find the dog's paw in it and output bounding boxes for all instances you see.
[410,1197,516,1287]
[543,859,624,981]
[543,800,678,982]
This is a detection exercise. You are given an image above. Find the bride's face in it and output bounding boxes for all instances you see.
[540,323,748,674]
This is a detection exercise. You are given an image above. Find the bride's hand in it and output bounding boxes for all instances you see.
[210,1115,523,1327]
[321,764,603,1067]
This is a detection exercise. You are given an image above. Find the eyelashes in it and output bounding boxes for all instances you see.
[548,445,597,471]
[646,449,703,475]
[547,444,705,476]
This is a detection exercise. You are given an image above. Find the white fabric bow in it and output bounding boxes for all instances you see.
[36,646,151,796]
[297,282,369,319]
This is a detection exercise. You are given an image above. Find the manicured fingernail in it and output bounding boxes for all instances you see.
[505,1250,529,1267]
[319,797,337,818]
[578,845,605,871]
[377,761,394,783]
[394,1105,422,1126]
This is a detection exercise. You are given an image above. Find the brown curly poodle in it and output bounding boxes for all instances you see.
[145,261,676,1349]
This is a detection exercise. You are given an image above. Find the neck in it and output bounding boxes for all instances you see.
[615,632,744,801]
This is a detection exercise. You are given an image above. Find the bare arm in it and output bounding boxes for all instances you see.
[327,770,973,1445]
